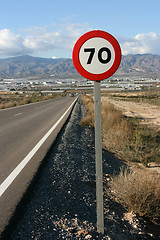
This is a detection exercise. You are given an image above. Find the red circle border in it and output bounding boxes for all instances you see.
[72,30,121,81]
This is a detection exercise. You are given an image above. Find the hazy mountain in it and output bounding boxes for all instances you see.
[0,55,77,78]
[0,54,160,78]
[117,54,160,76]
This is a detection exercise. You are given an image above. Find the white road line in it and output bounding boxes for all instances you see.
[0,98,77,197]
[14,113,22,116]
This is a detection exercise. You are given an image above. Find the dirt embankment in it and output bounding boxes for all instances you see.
[102,96,160,173]
[102,97,160,130]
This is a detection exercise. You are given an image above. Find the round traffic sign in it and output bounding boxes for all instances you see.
[72,30,121,81]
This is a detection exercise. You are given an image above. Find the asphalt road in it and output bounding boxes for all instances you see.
[0,96,77,234]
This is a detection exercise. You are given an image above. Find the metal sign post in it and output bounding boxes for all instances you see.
[94,80,104,233]
[72,30,121,234]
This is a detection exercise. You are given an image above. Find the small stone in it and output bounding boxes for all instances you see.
[57,221,62,227]
[106,236,112,240]
[133,224,138,229]
[66,227,77,233]
[147,233,153,237]
[114,197,119,202]
[85,234,92,239]
[77,229,88,236]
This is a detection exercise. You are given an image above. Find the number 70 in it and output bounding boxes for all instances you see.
[84,47,111,64]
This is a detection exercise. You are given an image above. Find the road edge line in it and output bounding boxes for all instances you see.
[0,97,78,197]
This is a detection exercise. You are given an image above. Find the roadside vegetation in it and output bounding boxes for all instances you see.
[81,94,160,165]
[108,90,160,106]
[81,94,160,223]
[109,167,160,222]
[0,92,61,109]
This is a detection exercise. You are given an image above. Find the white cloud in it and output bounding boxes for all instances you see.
[121,32,160,55]
[1,26,160,58]
[0,22,91,58]
[0,29,30,56]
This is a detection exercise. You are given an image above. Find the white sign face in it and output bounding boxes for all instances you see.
[72,30,121,81]
[79,37,115,74]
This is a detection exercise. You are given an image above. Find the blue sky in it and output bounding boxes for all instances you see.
[0,0,160,58]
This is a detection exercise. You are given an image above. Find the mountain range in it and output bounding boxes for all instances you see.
[119,54,160,76]
[0,54,160,79]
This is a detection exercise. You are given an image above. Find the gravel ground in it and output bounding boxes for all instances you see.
[1,98,159,240]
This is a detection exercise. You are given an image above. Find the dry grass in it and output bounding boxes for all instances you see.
[81,94,160,165]
[110,90,160,106]
[0,93,60,109]
[81,94,134,156]
[109,167,160,222]
[101,101,133,153]
[81,94,160,222]
[80,95,95,127]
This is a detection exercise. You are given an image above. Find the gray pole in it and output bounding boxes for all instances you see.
[94,81,104,234]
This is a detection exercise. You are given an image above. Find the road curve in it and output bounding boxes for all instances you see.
[0,96,77,234]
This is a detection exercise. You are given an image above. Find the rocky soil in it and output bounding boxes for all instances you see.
[102,97,160,130]
[1,98,160,240]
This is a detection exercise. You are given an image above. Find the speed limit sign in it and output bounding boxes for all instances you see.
[72,30,121,81]
[72,30,121,234]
